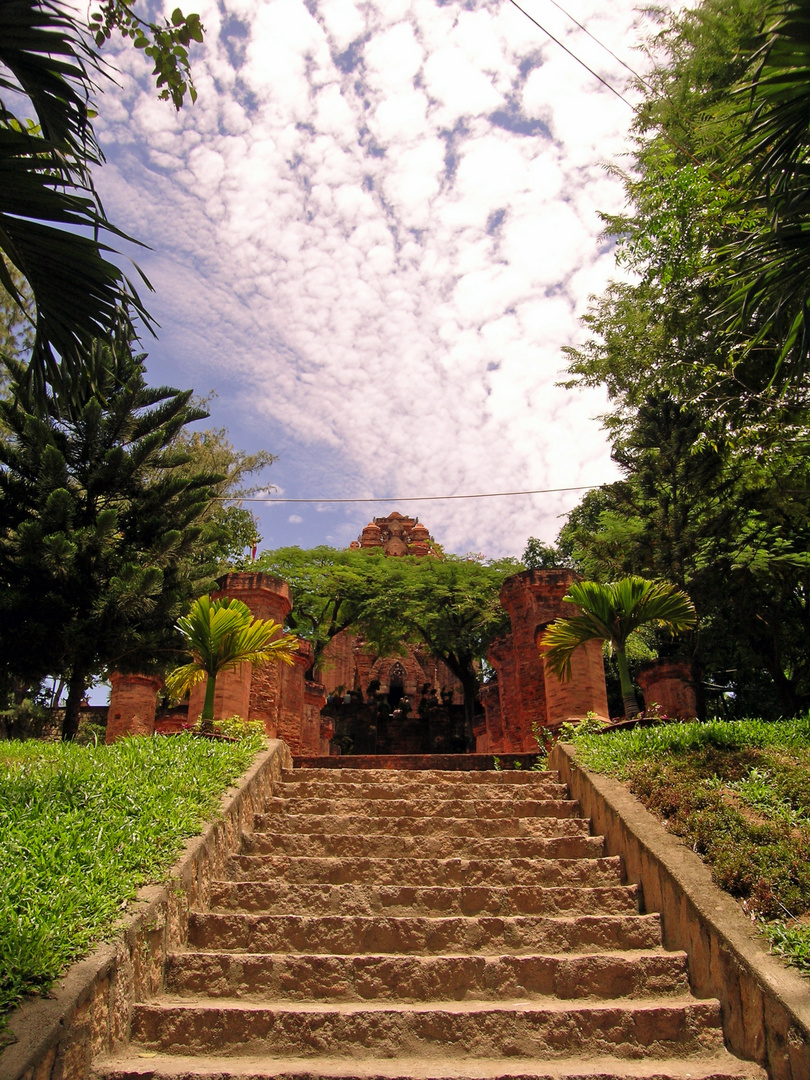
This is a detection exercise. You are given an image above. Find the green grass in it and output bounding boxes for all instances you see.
[564,715,810,975]
[0,732,263,1024]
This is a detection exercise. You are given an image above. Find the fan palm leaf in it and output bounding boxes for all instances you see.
[165,595,299,721]
[542,577,697,717]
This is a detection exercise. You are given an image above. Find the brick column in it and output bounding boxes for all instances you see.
[276,642,310,754]
[496,570,610,745]
[303,678,328,755]
[541,637,610,727]
[637,658,697,719]
[106,673,162,743]
[188,572,294,725]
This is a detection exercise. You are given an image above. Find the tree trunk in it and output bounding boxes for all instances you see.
[201,674,217,722]
[62,668,87,741]
[615,649,640,718]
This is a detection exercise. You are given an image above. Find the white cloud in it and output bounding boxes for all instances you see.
[94,0,671,558]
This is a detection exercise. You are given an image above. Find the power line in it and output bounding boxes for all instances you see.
[506,0,729,185]
[506,0,636,109]
[542,0,647,86]
[217,485,602,504]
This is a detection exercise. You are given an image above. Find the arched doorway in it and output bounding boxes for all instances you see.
[387,662,407,707]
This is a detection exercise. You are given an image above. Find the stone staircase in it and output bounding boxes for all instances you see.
[94,762,765,1080]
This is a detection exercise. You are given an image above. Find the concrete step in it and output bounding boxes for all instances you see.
[164,949,690,1001]
[92,1051,767,1080]
[252,812,592,839]
[206,881,641,917]
[274,779,568,800]
[128,997,727,1059]
[224,854,625,887]
[260,796,582,820]
[280,764,557,781]
[186,912,663,955]
[239,833,605,861]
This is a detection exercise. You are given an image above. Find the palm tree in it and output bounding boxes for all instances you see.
[0,1,152,405]
[165,595,299,722]
[541,577,697,718]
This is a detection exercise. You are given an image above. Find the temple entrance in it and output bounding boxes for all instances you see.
[387,663,406,707]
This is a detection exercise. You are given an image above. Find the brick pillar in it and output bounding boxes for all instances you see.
[187,663,252,724]
[540,636,609,728]
[188,572,294,726]
[106,673,162,743]
[276,641,310,754]
[497,570,610,746]
[303,678,328,755]
[637,658,697,719]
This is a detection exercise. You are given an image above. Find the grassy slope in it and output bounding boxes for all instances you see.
[567,716,810,975]
[0,733,263,1026]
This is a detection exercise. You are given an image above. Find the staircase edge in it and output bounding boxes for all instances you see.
[550,742,810,1080]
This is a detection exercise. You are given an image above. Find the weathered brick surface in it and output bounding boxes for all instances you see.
[480,571,610,754]
[105,674,162,744]
[637,657,698,718]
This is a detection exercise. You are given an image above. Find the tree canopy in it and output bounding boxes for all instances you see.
[0,337,222,738]
[255,546,522,738]
[559,0,810,718]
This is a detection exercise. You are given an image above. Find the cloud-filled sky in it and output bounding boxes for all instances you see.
[94,0,674,558]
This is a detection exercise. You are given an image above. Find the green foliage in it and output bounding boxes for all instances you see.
[0,1,204,405]
[90,1,204,109]
[566,716,810,948]
[254,545,379,672]
[542,577,697,716]
[0,732,262,1022]
[165,596,298,721]
[255,546,521,739]
[192,714,265,741]
[762,922,810,974]
[565,714,810,774]
[719,0,810,376]
[521,538,569,570]
[559,0,810,719]
[172,421,275,571]
[0,338,222,738]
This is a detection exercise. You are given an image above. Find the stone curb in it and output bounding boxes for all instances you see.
[550,742,810,1080]
[0,739,292,1080]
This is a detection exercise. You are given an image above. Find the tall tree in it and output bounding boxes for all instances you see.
[0,336,220,738]
[255,546,520,740]
[721,0,810,376]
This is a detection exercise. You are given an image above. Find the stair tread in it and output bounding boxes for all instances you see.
[94,1051,765,1079]
[134,993,715,1013]
[171,947,682,960]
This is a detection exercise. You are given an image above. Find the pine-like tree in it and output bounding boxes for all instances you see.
[0,335,221,739]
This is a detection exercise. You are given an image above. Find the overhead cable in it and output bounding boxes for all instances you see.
[217,485,602,504]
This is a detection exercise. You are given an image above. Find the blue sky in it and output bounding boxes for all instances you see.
[91,0,676,559]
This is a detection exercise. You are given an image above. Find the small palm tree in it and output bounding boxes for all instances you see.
[541,577,697,718]
[165,595,299,722]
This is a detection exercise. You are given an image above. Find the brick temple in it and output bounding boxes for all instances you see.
[106,513,695,753]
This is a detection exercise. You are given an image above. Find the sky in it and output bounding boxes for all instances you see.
[93,0,674,560]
